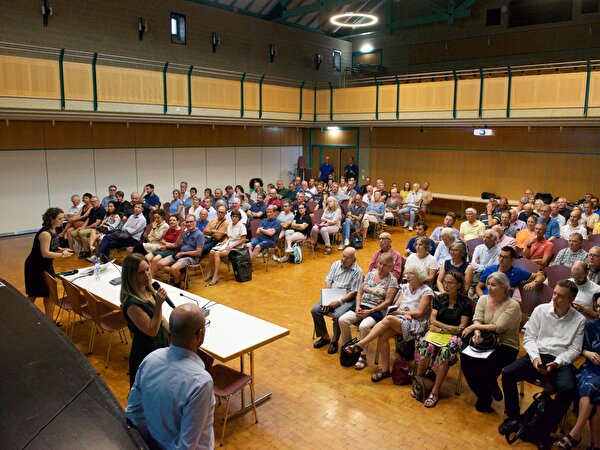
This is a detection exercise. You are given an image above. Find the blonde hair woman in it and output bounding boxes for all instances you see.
[310,197,342,255]
[120,253,170,386]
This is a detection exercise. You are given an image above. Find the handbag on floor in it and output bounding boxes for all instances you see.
[339,338,360,367]
[391,357,411,385]
[503,391,555,449]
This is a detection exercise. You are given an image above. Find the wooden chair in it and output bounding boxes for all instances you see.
[82,289,128,368]
[61,277,91,340]
[513,258,541,274]
[43,272,71,327]
[197,348,258,447]
[183,261,205,289]
[544,265,571,288]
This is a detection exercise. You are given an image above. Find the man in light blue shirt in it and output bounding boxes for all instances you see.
[126,304,215,450]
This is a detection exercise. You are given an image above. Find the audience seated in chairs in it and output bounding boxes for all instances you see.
[522,222,554,268]
[499,279,585,443]
[344,264,433,383]
[247,206,281,262]
[432,227,456,263]
[459,208,486,242]
[516,215,538,250]
[571,260,600,320]
[406,223,436,257]
[413,271,473,408]
[59,193,90,243]
[405,236,439,287]
[279,203,312,263]
[363,192,385,236]
[384,188,401,224]
[202,205,229,255]
[144,215,181,265]
[131,209,167,256]
[70,196,105,258]
[311,247,364,355]
[551,233,588,268]
[367,232,404,281]
[96,203,146,262]
[205,210,247,285]
[87,201,122,257]
[152,214,204,288]
[461,272,522,413]
[168,189,184,218]
[340,194,367,250]
[339,253,399,370]
[436,240,473,294]
[310,197,342,255]
[470,229,501,285]
[429,212,459,244]
[398,183,423,231]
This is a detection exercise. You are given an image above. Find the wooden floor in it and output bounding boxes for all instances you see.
[2,215,577,449]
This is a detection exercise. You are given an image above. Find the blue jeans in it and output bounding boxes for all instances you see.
[398,206,418,227]
[342,218,360,241]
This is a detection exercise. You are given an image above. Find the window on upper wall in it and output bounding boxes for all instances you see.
[170,13,186,45]
[582,0,599,13]
[333,49,342,72]
[486,8,502,26]
[508,0,572,27]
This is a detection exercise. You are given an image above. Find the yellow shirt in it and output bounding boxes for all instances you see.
[459,220,486,241]
[594,221,600,235]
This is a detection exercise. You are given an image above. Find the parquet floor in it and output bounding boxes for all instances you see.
[1,215,579,449]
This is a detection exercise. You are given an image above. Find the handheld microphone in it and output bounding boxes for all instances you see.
[179,293,210,317]
[152,281,176,309]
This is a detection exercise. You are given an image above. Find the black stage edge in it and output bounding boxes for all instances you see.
[0,279,146,449]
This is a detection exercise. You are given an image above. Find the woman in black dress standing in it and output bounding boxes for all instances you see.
[24,207,73,322]
[120,253,170,386]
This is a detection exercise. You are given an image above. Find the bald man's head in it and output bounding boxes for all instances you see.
[169,304,206,349]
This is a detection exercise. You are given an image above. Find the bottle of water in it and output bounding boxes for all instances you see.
[93,258,101,281]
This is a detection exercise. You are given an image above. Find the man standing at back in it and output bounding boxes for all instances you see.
[126,304,215,449]
[319,156,334,183]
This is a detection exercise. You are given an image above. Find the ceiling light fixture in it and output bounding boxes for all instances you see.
[330,12,378,28]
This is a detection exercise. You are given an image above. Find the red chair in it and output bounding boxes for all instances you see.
[517,282,553,328]
[311,209,324,225]
[306,200,317,213]
[513,258,541,274]
[588,234,600,244]
[544,265,571,288]
[549,238,569,263]
[466,238,483,261]
[583,241,597,252]
[197,348,258,447]
[162,202,171,220]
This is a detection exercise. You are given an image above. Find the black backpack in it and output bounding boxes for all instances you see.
[504,391,555,449]
[229,247,252,282]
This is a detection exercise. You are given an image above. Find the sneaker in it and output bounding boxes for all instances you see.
[338,244,344,251]
[87,255,97,262]
[279,256,289,263]
[344,238,350,246]
[403,221,409,228]
[272,254,279,261]
[409,226,413,231]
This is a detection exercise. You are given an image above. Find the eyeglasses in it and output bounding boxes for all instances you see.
[442,280,457,285]
[185,220,195,224]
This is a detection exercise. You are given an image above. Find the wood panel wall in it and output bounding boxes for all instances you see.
[369,126,600,201]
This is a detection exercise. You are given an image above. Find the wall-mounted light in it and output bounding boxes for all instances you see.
[41,0,53,27]
[269,44,277,63]
[360,43,373,53]
[314,53,322,70]
[211,32,220,53]
[138,17,147,41]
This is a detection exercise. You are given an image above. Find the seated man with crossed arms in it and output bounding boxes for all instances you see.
[247,205,281,261]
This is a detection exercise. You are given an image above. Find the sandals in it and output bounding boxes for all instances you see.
[344,343,364,355]
[354,356,367,370]
[412,375,427,403]
[424,392,439,408]
[324,246,332,255]
[554,434,581,450]
[371,370,392,383]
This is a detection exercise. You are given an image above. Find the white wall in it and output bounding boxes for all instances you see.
[0,145,301,235]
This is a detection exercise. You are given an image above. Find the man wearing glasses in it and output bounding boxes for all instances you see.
[126,304,215,449]
[155,214,204,288]
[101,184,118,209]
[367,232,404,281]
[475,246,546,297]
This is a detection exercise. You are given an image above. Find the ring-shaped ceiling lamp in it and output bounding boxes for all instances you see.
[330,12,378,27]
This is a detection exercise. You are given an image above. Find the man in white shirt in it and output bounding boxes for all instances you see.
[499,280,584,439]
[571,260,600,319]
[470,229,501,280]
[560,210,588,240]
[225,197,248,225]
[126,304,215,449]
[549,202,567,227]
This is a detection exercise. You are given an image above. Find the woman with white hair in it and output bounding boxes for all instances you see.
[345,264,434,383]
[310,197,342,255]
[460,271,521,412]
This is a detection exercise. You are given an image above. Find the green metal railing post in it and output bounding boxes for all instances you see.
[395,75,400,119]
[240,72,246,117]
[259,74,265,119]
[58,48,65,110]
[452,69,458,119]
[584,60,591,118]
[299,81,305,120]
[313,82,317,122]
[187,65,193,116]
[91,52,98,112]
[478,68,484,119]
[328,81,333,121]
[162,62,169,114]
[506,66,512,118]
[375,77,379,120]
